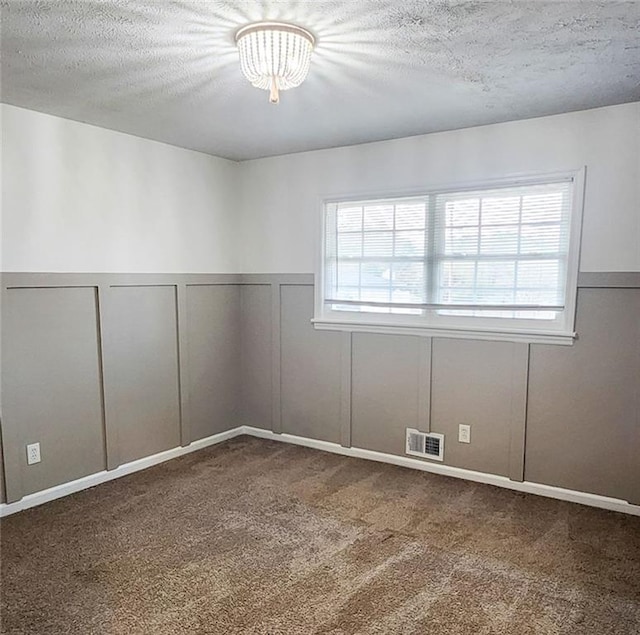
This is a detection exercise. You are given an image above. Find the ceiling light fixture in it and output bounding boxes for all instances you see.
[235,21,315,105]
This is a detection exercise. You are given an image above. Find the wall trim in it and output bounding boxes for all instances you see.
[7,271,640,289]
[313,319,577,346]
[339,331,353,447]
[0,428,243,518]
[2,425,639,519]
[243,427,640,517]
[271,283,283,434]
[507,344,529,482]
[416,337,432,433]
[1,272,315,288]
[577,272,640,288]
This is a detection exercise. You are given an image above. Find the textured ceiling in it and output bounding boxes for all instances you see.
[1,1,639,160]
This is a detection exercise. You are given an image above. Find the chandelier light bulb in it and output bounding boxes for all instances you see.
[235,21,315,104]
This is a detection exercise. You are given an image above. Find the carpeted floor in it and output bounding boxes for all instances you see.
[1,436,639,634]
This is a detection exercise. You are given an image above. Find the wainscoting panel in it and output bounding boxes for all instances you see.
[104,285,181,464]
[186,285,241,441]
[431,338,528,478]
[351,333,423,456]
[240,284,272,430]
[526,288,640,503]
[2,272,639,511]
[280,284,342,443]
[2,286,106,500]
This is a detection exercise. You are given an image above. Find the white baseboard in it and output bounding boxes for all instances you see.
[0,427,243,518]
[2,424,638,518]
[241,426,640,517]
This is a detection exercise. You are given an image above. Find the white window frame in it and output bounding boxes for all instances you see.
[313,168,586,345]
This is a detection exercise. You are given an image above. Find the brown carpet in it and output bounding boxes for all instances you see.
[1,436,639,634]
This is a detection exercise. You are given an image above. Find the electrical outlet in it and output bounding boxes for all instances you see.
[26,442,41,465]
[458,424,471,444]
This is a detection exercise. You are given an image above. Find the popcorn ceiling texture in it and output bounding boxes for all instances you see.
[1,1,639,160]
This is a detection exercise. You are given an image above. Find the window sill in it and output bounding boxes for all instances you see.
[312,318,576,346]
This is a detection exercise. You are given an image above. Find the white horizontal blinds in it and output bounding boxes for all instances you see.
[325,178,573,318]
[327,197,429,314]
[434,180,572,317]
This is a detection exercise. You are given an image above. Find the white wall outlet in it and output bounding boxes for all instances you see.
[26,442,41,465]
[458,424,471,444]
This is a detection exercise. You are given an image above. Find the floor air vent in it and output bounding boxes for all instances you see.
[406,429,444,461]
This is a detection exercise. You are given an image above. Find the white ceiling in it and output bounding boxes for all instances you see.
[2,1,639,161]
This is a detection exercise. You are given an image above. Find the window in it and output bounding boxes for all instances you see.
[315,171,584,344]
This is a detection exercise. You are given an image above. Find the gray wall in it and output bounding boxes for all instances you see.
[431,339,528,480]
[238,275,640,506]
[280,285,343,444]
[1,273,639,507]
[186,285,241,440]
[351,333,426,457]
[240,285,272,431]
[0,274,245,503]
[106,286,181,465]
[527,288,640,504]
[3,286,106,499]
